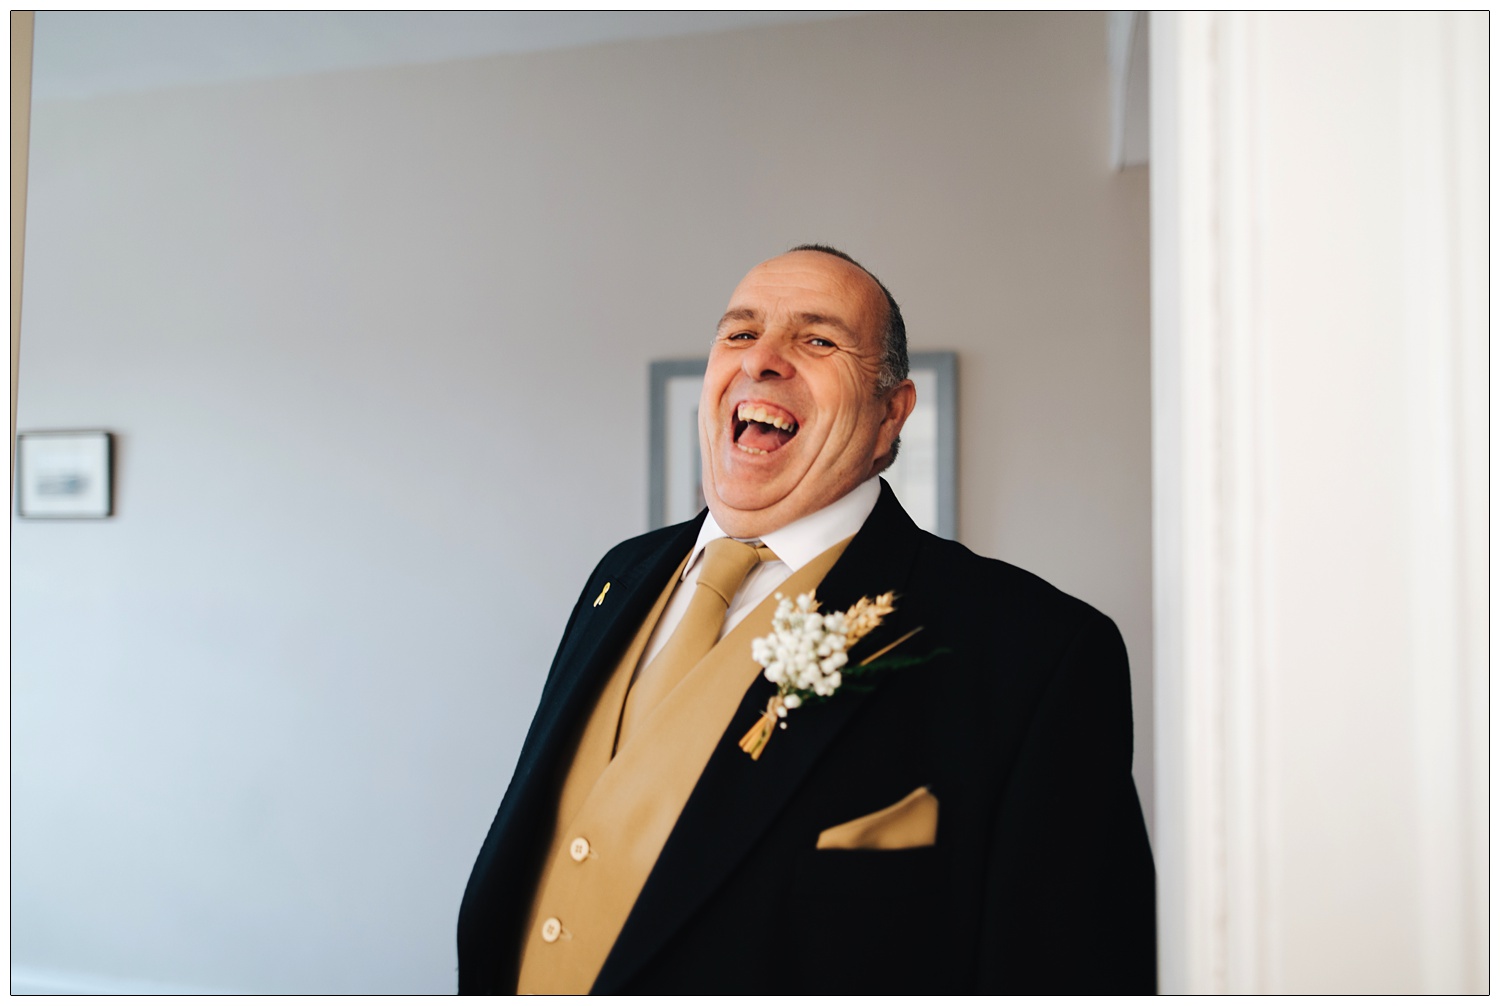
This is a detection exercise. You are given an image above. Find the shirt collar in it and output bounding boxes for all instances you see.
[683,476,882,580]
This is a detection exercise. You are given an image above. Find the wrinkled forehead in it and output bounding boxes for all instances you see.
[724,252,885,336]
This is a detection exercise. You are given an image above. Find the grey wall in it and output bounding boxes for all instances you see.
[13,12,1151,994]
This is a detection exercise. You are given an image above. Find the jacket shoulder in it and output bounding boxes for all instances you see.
[596,518,698,566]
[909,531,1119,640]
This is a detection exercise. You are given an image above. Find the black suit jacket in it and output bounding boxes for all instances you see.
[458,482,1156,993]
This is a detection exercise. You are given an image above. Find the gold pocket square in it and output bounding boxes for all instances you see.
[815,786,938,851]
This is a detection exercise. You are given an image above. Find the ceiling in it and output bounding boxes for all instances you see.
[32,11,863,102]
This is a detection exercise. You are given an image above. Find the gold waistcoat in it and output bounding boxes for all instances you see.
[515,537,853,993]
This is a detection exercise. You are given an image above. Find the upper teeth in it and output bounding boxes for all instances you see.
[737,404,795,432]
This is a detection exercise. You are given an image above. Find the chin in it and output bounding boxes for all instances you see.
[705,486,775,522]
[703,453,774,504]
[701,481,776,533]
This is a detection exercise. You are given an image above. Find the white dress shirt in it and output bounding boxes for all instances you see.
[635,476,882,673]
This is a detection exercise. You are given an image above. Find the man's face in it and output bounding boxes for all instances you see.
[699,250,917,539]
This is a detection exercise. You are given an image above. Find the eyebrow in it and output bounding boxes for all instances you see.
[793,312,856,337]
[717,308,760,331]
[716,308,856,337]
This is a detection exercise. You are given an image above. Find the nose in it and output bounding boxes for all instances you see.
[741,336,794,381]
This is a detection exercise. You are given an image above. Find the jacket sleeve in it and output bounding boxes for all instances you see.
[976,609,1157,993]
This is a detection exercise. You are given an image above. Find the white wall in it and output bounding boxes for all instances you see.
[13,13,1152,993]
[1151,11,1487,994]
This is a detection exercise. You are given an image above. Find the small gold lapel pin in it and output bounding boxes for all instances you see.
[593,582,611,607]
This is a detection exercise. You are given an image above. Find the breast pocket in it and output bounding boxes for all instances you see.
[816,785,938,851]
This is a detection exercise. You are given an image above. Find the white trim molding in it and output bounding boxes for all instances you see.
[1149,11,1266,992]
[1151,11,1487,994]
[1395,14,1489,993]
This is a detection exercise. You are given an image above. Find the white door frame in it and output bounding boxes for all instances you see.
[1149,11,1487,994]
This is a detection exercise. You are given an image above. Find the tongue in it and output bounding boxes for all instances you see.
[740,421,793,453]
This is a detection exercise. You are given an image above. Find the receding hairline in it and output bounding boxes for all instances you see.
[727,250,888,323]
[783,247,894,341]
[770,248,887,300]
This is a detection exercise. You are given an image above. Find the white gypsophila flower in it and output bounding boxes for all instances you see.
[740,589,909,761]
[751,590,855,702]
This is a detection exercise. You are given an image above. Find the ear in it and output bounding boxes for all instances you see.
[875,379,918,458]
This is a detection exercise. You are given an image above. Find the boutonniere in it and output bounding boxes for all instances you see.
[737,590,940,760]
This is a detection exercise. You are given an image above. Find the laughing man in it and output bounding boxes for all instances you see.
[459,245,1156,993]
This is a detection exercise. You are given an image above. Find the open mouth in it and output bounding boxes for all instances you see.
[733,402,799,455]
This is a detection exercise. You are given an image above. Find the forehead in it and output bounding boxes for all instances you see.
[725,252,884,336]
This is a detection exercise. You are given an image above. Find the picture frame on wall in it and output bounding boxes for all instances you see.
[16,430,115,519]
[648,360,710,530]
[648,352,956,537]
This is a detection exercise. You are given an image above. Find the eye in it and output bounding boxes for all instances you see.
[808,336,836,348]
[726,331,756,341]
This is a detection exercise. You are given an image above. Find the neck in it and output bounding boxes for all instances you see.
[704,477,882,544]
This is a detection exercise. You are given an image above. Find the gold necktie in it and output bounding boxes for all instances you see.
[616,537,777,749]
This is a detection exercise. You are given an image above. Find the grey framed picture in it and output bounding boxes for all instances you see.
[648,352,957,538]
[16,430,115,519]
[648,360,710,530]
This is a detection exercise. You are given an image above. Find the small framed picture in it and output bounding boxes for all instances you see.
[16,431,115,519]
[648,352,957,537]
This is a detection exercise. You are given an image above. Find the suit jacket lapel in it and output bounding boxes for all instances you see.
[594,482,925,992]
[520,517,704,794]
